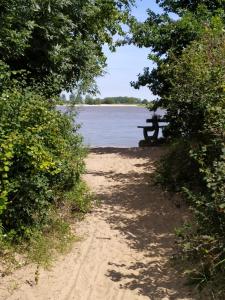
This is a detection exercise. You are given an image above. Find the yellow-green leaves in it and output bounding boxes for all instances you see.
[0,135,15,215]
[0,87,85,232]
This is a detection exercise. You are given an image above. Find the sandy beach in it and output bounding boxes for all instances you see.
[0,147,195,300]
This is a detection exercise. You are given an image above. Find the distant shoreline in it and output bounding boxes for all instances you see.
[57,104,145,107]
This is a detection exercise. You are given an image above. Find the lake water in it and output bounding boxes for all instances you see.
[71,106,162,148]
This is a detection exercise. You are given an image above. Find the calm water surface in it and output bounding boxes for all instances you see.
[73,106,160,148]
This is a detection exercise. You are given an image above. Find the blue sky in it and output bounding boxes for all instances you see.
[96,0,163,100]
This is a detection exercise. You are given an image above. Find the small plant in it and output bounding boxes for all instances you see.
[64,180,94,214]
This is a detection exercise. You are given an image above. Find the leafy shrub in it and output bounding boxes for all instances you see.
[0,87,86,237]
[26,216,76,268]
[156,139,202,192]
[156,22,225,293]
[63,180,94,214]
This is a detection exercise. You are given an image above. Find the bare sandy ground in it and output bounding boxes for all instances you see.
[0,147,196,300]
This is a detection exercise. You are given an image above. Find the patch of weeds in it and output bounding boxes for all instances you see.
[26,218,76,268]
[0,181,96,276]
[0,215,77,274]
[63,180,95,215]
[0,234,24,276]
[171,222,225,299]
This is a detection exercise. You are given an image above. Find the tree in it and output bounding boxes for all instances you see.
[160,18,225,138]
[69,92,83,104]
[142,99,148,105]
[158,26,225,291]
[0,0,137,247]
[129,2,225,290]
[156,0,225,14]
[0,0,135,95]
[130,1,225,108]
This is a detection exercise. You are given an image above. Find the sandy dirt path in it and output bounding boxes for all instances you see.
[0,147,195,300]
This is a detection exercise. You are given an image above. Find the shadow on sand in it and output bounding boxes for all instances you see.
[88,147,194,300]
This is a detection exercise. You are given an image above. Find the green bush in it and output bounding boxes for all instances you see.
[0,87,86,237]
[156,139,202,192]
[156,22,225,292]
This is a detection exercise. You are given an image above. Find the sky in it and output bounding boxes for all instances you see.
[95,0,163,100]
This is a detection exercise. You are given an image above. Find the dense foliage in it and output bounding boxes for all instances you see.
[0,86,86,235]
[158,26,225,294]
[130,0,225,293]
[156,0,224,14]
[0,0,135,264]
[0,0,134,95]
[130,1,225,106]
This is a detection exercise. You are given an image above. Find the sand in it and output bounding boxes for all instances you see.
[0,147,195,300]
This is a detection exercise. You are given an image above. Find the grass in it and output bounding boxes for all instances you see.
[0,217,76,277]
[26,218,76,268]
[0,180,95,278]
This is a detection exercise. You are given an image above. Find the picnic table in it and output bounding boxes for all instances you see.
[137,115,168,146]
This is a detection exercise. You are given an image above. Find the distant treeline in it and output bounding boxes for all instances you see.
[60,94,149,105]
